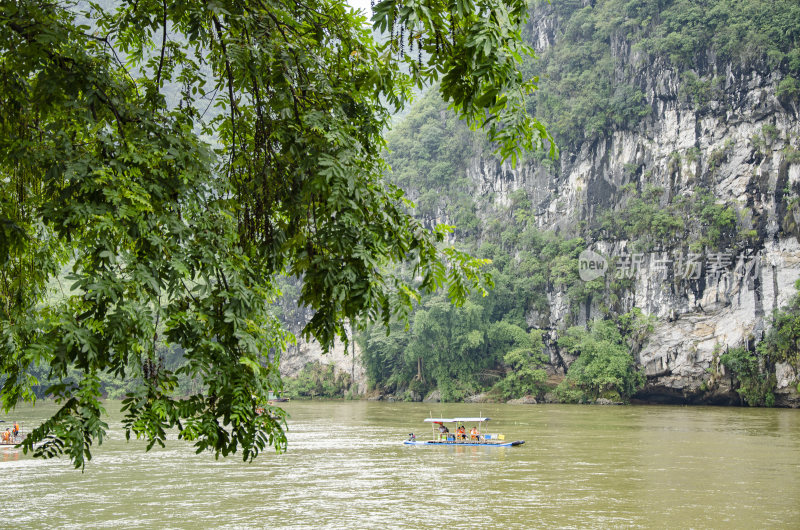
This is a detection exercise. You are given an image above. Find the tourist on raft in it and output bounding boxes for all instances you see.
[456,425,466,440]
[438,423,449,441]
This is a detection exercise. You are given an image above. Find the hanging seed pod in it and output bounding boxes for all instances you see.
[398,1,405,57]
[418,36,422,66]
[390,12,395,52]
[409,29,413,52]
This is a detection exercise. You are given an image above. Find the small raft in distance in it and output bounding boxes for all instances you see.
[404,417,524,447]
[0,421,25,447]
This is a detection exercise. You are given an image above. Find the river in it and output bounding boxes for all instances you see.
[1,401,799,528]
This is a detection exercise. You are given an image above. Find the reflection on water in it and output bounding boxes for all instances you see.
[1,401,799,528]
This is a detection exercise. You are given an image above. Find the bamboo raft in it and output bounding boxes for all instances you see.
[404,417,525,447]
[0,422,25,446]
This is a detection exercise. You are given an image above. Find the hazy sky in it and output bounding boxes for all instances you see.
[347,0,374,19]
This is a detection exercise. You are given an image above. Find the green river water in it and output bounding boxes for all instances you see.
[1,401,799,528]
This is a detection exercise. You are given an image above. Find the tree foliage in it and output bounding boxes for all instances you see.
[0,0,549,467]
[555,315,647,403]
[497,328,547,399]
[404,295,489,401]
[283,361,352,399]
[720,346,776,407]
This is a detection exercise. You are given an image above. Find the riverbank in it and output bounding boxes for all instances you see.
[360,378,800,408]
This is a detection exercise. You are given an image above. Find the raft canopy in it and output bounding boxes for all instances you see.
[423,417,490,423]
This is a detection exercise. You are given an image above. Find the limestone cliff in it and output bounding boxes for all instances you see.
[462,2,800,405]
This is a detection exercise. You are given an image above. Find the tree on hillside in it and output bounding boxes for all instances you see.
[405,296,489,400]
[0,0,551,467]
[554,316,647,403]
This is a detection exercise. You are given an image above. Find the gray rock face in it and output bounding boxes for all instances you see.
[423,389,442,403]
[465,392,491,403]
[507,395,538,405]
[593,398,621,406]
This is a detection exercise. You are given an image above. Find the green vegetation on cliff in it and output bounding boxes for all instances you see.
[527,0,800,147]
[597,184,742,252]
